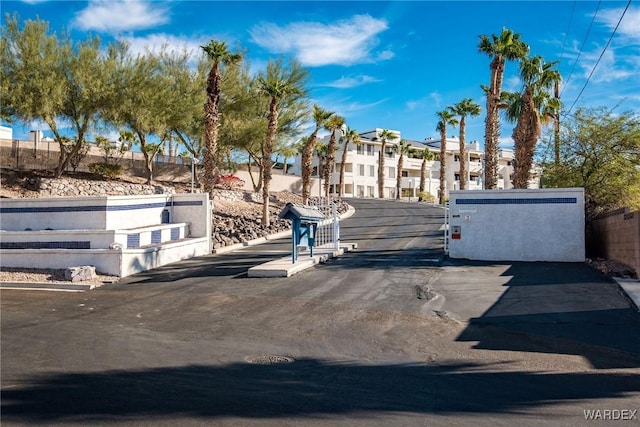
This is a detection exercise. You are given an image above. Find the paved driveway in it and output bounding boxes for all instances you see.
[2,198,639,426]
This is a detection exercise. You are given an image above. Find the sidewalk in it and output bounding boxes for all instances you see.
[613,278,640,311]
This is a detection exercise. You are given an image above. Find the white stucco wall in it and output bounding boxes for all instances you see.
[0,193,212,276]
[448,188,585,262]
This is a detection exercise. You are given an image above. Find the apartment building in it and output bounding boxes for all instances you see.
[289,128,540,200]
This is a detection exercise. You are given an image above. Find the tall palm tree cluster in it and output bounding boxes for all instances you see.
[435,27,562,203]
[478,27,562,190]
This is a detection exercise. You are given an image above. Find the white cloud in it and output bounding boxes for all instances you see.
[498,136,514,149]
[250,14,390,67]
[73,0,170,33]
[120,33,202,60]
[579,48,633,84]
[598,7,640,44]
[319,75,380,89]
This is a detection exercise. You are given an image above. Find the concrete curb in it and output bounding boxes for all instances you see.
[612,277,640,311]
[0,282,97,292]
[212,203,356,255]
[247,242,358,278]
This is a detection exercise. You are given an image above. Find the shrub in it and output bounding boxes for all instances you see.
[214,174,245,190]
[89,162,122,179]
[417,191,436,203]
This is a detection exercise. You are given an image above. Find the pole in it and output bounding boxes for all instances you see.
[191,159,195,193]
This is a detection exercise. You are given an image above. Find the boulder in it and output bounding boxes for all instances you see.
[65,266,97,283]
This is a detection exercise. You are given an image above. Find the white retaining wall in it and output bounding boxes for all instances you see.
[0,193,211,277]
[448,188,585,262]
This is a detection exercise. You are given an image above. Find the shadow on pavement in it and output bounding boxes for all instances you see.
[453,261,640,369]
[3,360,639,423]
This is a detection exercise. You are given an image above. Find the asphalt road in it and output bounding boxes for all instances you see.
[2,198,639,426]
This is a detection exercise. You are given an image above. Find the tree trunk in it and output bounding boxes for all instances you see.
[301,129,319,204]
[419,158,427,201]
[459,116,467,190]
[395,155,403,200]
[262,98,278,226]
[323,130,338,198]
[203,63,221,196]
[439,132,447,205]
[554,115,561,164]
[483,57,505,190]
[378,141,386,198]
[338,141,349,197]
[512,88,540,189]
[137,132,153,184]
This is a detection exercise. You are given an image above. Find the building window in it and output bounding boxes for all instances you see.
[367,186,375,197]
[369,165,375,177]
[359,165,365,176]
[357,185,365,198]
[387,167,395,178]
[367,144,374,156]
[401,171,408,177]
[357,145,365,155]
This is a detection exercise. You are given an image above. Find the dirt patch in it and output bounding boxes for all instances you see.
[587,258,638,279]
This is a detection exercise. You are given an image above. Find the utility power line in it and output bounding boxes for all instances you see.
[564,0,632,117]
[560,0,601,98]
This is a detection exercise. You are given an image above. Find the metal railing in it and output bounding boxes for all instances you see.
[443,202,450,255]
[308,196,341,250]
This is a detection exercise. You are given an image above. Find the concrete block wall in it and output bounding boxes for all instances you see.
[591,208,640,275]
[448,188,585,262]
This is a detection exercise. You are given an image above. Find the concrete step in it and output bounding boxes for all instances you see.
[247,242,358,278]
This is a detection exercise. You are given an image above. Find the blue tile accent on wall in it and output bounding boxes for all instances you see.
[151,230,162,244]
[127,233,140,248]
[0,202,169,214]
[171,227,180,240]
[1,200,203,214]
[167,201,203,207]
[456,198,577,205]
[0,241,91,249]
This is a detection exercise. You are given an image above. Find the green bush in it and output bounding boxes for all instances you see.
[89,162,122,179]
[417,191,436,203]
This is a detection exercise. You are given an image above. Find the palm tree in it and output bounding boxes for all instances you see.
[376,129,395,198]
[338,127,360,197]
[323,115,346,197]
[418,147,435,201]
[393,139,411,200]
[478,28,529,189]
[449,98,482,190]
[504,55,561,188]
[301,104,334,204]
[436,109,458,205]
[201,40,242,196]
[257,58,308,226]
[549,78,563,164]
[276,139,301,175]
[315,141,328,192]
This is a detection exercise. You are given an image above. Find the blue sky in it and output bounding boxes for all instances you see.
[4,0,640,148]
